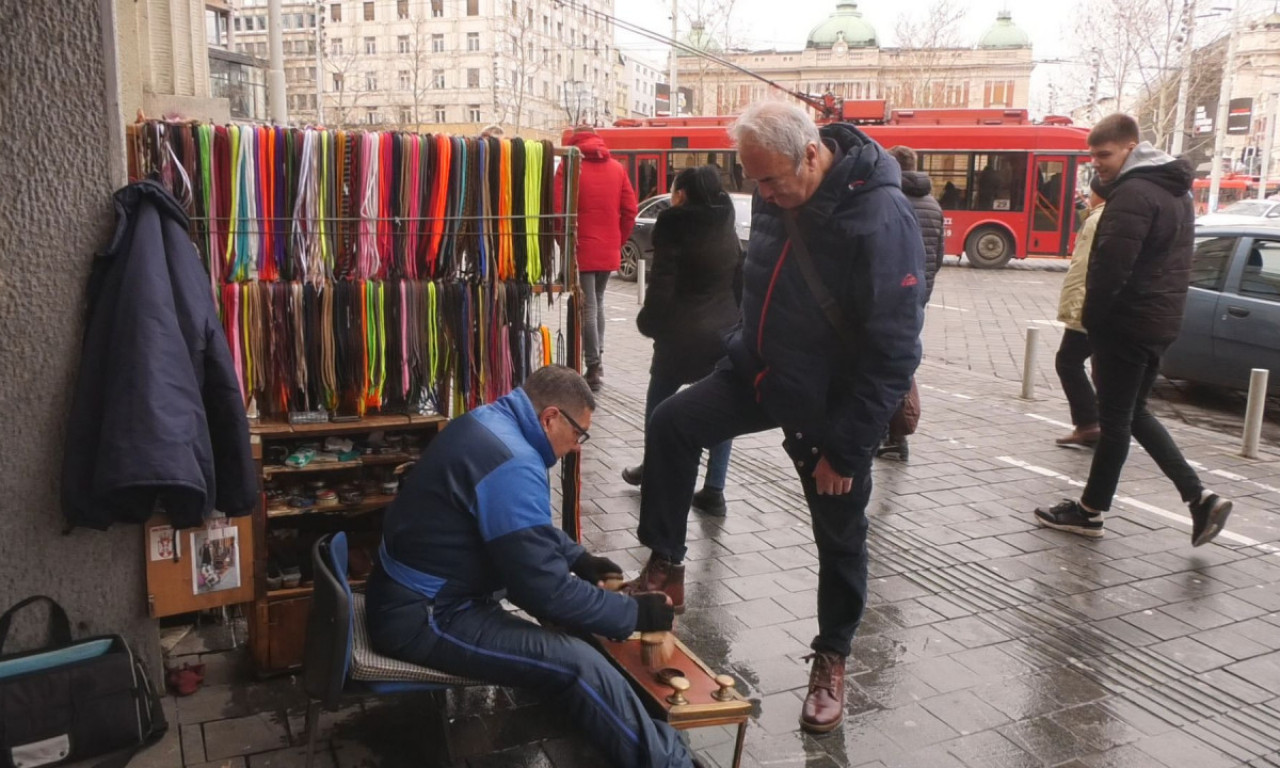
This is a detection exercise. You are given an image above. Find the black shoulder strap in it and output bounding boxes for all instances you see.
[782,212,857,348]
[0,596,72,654]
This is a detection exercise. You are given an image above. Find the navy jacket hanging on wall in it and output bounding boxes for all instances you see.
[62,180,257,530]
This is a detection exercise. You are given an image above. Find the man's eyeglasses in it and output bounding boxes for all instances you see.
[559,410,590,445]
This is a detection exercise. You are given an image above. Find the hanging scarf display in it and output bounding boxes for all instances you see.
[127,120,575,420]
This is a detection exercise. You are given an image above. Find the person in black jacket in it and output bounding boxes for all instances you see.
[877,145,944,461]
[620,166,743,516]
[1034,113,1232,547]
[624,101,924,734]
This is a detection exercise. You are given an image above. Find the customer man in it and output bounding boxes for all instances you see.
[1033,113,1232,547]
[877,144,944,462]
[554,128,639,392]
[625,101,925,733]
[366,366,699,768]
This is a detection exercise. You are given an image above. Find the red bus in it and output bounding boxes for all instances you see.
[1190,175,1280,215]
[575,111,1091,268]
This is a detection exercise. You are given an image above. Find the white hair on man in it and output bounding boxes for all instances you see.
[728,101,821,173]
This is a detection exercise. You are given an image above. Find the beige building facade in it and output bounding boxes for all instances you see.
[233,0,618,139]
[676,3,1034,119]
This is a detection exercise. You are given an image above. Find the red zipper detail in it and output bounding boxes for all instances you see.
[753,240,791,402]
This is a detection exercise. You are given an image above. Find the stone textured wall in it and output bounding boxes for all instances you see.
[0,0,160,667]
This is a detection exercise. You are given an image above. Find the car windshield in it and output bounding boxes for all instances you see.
[1220,201,1271,217]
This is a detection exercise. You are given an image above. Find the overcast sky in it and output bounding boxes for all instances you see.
[613,0,1266,114]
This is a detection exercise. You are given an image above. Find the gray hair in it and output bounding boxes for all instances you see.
[522,364,596,416]
[728,101,821,173]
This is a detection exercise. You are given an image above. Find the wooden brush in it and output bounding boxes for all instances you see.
[640,631,676,668]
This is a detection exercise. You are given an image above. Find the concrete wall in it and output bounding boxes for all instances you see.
[0,1,160,669]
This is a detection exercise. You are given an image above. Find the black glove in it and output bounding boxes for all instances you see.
[571,552,623,584]
[633,592,675,633]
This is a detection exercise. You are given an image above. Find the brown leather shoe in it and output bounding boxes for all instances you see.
[622,553,685,614]
[1055,426,1100,447]
[800,651,846,733]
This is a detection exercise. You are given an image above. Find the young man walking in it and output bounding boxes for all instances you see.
[1033,113,1232,547]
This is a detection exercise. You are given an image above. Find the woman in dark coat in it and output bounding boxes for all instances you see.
[621,166,743,515]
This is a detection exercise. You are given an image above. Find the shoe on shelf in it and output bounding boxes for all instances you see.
[585,363,604,392]
[1055,426,1101,447]
[621,552,685,614]
[691,487,727,517]
[621,464,643,486]
[1034,499,1104,538]
[799,650,846,734]
[1190,492,1232,547]
[875,437,909,462]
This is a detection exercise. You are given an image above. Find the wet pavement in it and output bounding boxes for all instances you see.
[144,270,1280,768]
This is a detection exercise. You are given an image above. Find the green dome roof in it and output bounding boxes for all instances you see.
[806,2,877,50]
[677,20,721,56]
[978,10,1030,49]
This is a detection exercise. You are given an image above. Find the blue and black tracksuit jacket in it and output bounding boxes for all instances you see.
[371,388,637,639]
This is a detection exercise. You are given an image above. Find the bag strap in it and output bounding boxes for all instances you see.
[90,657,169,768]
[782,211,857,349]
[0,596,72,654]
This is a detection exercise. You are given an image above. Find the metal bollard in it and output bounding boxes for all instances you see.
[1020,326,1039,400]
[636,259,646,305]
[1242,367,1270,459]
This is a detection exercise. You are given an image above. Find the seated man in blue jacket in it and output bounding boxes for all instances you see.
[366,365,697,768]
[626,101,925,734]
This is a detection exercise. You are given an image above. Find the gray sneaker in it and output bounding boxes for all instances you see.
[1034,499,1104,538]
[1190,493,1232,547]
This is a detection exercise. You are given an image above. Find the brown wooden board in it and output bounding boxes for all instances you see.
[591,634,751,728]
[143,512,255,618]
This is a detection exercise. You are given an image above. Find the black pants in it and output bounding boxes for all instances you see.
[1080,333,1204,512]
[637,368,872,657]
[1055,329,1098,428]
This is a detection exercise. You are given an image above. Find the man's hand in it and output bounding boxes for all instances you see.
[633,592,675,633]
[812,456,853,495]
[571,552,624,587]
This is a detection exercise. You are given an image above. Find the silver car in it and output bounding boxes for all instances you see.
[1162,224,1280,394]
[618,193,752,282]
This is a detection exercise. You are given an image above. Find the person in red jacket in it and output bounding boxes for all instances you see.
[555,127,639,391]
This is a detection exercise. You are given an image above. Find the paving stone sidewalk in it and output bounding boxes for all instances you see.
[144,280,1280,768]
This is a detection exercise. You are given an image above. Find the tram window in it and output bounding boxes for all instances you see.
[921,153,968,210]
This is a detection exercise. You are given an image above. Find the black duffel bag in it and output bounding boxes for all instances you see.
[0,597,167,768]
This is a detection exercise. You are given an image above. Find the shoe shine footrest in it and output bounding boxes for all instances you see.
[589,633,751,728]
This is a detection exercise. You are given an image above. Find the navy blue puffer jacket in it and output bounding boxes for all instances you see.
[725,123,925,477]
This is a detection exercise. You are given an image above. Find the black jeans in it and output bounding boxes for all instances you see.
[637,368,872,657]
[1080,333,1203,512]
[1055,329,1098,428]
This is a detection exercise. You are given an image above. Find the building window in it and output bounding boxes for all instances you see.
[397,35,410,54]
[365,72,377,91]
[467,68,480,88]
[400,106,413,124]
[434,105,447,122]
[432,69,446,88]
[467,0,479,15]
[331,37,344,55]
[364,36,376,54]
[398,70,410,90]
[466,32,480,51]
[363,1,374,21]
[468,105,482,122]
[431,34,444,53]
[431,0,444,16]
[366,108,380,124]
[397,0,409,19]
[511,1,518,19]
[333,73,345,91]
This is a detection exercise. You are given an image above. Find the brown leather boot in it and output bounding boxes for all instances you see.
[622,553,685,614]
[800,650,846,733]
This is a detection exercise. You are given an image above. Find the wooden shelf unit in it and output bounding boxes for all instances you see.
[247,415,446,676]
